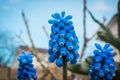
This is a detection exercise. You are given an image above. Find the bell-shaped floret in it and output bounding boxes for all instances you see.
[52,53,59,59]
[52,43,59,52]
[95,43,102,50]
[66,33,74,41]
[64,15,72,21]
[74,53,80,59]
[70,58,77,64]
[66,41,74,50]
[55,58,63,67]
[94,56,102,62]
[52,35,59,43]
[93,49,101,55]
[58,38,66,47]
[103,64,110,73]
[58,30,66,37]
[48,55,55,63]
[66,53,74,61]
[106,73,112,80]
[64,26,71,32]
[94,63,101,71]
[61,11,65,18]
[48,19,58,24]
[103,43,110,49]
[98,69,104,78]
[60,47,68,56]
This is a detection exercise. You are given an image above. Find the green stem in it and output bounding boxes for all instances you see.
[63,56,67,80]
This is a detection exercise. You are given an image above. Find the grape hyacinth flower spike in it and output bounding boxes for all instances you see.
[17,50,38,80]
[89,43,117,80]
[48,11,79,80]
[48,11,79,67]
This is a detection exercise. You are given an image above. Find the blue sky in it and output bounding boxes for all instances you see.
[0,0,118,59]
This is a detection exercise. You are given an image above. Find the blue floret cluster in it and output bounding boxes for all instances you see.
[17,50,38,80]
[89,43,117,80]
[48,11,79,67]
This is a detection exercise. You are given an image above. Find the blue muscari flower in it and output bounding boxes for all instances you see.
[93,50,101,55]
[94,56,102,62]
[70,58,78,64]
[17,50,38,80]
[48,54,55,62]
[89,43,117,80]
[66,41,74,50]
[58,38,66,46]
[48,49,52,55]
[52,43,59,52]
[103,64,110,73]
[58,30,66,37]
[66,53,74,61]
[106,73,112,80]
[52,35,59,43]
[98,69,104,78]
[66,33,74,41]
[55,58,63,67]
[94,63,101,71]
[60,47,68,56]
[48,11,79,67]
[52,52,59,59]
[74,53,80,59]
[95,43,102,50]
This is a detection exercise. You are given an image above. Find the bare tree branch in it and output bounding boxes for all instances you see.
[87,7,120,51]
[22,11,58,80]
[42,26,50,40]
[98,31,120,50]
[86,8,110,32]
[22,12,35,49]
[118,0,120,38]
[79,0,88,61]
[83,0,87,40]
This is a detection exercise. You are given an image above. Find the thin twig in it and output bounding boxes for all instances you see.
[79,0,87,61]
[42,26,50,40]
[86,8,111,33]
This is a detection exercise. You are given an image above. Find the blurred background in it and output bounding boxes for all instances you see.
[0,0,120,80]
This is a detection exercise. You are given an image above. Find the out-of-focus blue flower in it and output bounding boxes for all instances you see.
[17,50,38,80]
[48,11,79,67]
[94,63,101,71]
[89,43,117,80]
[103,64,110,73]
[70,58,78,64]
